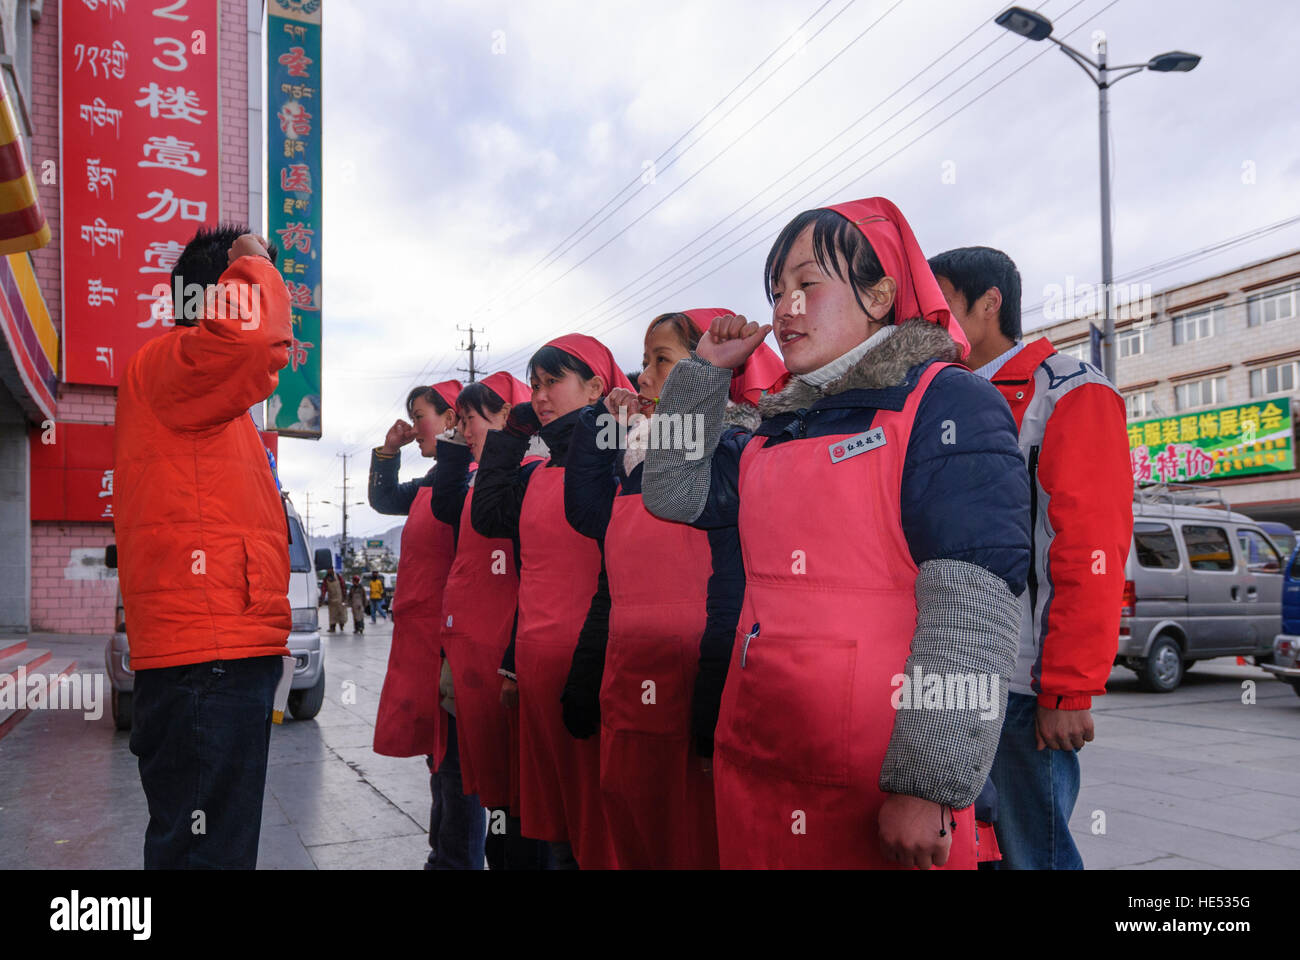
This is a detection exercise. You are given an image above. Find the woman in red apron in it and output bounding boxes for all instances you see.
[470,336,633,869]
[561,309,787,868]
[369,379,485,869]
[640,198,1031,868]
[431,371,548,870]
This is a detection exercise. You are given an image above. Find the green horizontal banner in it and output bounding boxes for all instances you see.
[1128,397,1293,482]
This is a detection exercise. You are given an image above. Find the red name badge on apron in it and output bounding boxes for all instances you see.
[828,427,886,464]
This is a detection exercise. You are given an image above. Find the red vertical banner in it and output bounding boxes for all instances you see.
[59,0,221,386]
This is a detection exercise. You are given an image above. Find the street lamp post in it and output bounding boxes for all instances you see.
[994,6,1200,383]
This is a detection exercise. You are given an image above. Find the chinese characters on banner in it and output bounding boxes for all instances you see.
[266,0,322,439]
[1127,398,1295,484]
[59,0,221,386]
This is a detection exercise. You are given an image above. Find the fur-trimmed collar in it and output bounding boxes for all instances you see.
[622,400,761,475]
[758,319,960,417]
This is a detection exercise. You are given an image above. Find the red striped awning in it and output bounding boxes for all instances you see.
[0,74,49,254]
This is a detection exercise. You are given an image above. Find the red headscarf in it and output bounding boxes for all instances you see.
[540,333,634,396]
[478,371,532,406]
[429,379,464,409]
[824,197,970,360]
[682,308,790,405]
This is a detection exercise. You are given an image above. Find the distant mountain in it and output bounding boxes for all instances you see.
[310,522,405,559]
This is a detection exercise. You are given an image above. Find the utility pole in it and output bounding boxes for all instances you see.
[303,491,312,541]
[457,324,487,383]
[337,453,350,562]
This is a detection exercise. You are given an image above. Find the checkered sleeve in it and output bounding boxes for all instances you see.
[878,558,1020,808]
[641,355,733,524]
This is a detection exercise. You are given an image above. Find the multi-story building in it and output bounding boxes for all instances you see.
[1029,249,1300,528]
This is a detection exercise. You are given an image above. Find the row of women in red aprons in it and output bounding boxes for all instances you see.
[371,196,1032,869]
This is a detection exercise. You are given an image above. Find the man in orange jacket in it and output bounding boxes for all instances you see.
[114,225,293,869]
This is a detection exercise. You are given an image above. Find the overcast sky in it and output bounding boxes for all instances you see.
[279,0,1300,540]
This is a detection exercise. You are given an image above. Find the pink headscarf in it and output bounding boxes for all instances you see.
[683,308,790,404]
[824,197,970,359]
[478,371,532,406]
[429,379,464,409]
[541,333,634,396]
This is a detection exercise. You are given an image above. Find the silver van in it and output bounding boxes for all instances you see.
[104,492,326,729]
[1118,484,1285,692]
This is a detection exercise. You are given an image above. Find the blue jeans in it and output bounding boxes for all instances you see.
[129,656,281,869]
[988,691,1083,870]
[425,716,486,869]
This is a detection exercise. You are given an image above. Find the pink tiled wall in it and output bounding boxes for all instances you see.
[29,0,254,634]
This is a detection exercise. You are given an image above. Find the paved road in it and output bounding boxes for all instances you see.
[2,611,1298,869]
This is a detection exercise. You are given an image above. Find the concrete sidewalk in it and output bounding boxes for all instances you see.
[0,610,437,869]
[1,614,1298,869]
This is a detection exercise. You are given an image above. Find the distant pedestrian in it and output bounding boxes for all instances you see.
[348,575,366,634]
[369,572,385,622]
[324,570,345,632]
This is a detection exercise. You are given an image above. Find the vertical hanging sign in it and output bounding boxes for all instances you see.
[266,0,322,438]
[59,0,222,386]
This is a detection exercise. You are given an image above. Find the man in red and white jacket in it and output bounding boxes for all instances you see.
[930,247,1133,869]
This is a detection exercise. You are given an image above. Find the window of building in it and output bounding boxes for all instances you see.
[1134,522,1180,569]
[1182,526,1234,571]
[1248,282,1299,327]
[1249,360,1299,398]
[1058,342,1090,361]
[1172,306,1221,345]
[1124,390,1155,420]
[1117,327,1146,358]
[1173,376,1227,411]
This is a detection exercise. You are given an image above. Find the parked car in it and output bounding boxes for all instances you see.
[1118,484,1284,692]
[104,493,326,730]
[1260,545,1300,697]
[1257,521,1297,564]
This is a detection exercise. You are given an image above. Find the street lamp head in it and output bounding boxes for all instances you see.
[1147,51,1200,72]
[994,6,1053,41]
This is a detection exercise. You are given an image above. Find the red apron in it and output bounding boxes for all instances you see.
[600,492,719,869]
[440,473,534,810]
[515,465,614,867]
[715,362,978,869]
[373,485,455,763]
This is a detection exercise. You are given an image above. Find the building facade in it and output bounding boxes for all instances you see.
[0,0,264,635]
[1030,249,1300,528]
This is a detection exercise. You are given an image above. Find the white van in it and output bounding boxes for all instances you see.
[104,493,326,730]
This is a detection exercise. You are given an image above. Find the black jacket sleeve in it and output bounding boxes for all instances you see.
[368,448,424,516]
[470,429,531,539]
[693,525,745,757]
[561,553,611,740]
[430,439,473,531]
[564,402,620,540]
[500,608,519,680]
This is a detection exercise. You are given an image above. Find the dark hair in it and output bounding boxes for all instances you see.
[406,385,451,418]
[645,312,704,353]
[764,208,894,324]
[456,380,508,421]
[170,223,279,326]
[927,246,1022,341]
[527,344,596,385]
